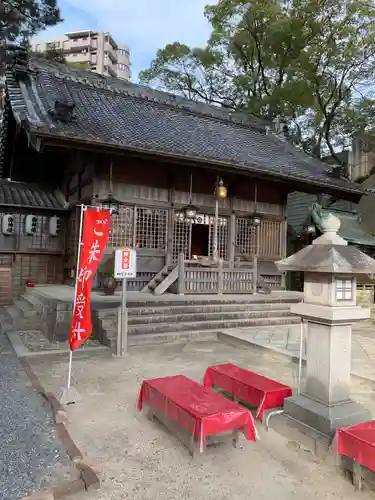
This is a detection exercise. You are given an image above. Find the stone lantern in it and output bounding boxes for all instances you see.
[276,213,375,437]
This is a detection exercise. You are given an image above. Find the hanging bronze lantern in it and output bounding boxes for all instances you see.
[215,178,228,199]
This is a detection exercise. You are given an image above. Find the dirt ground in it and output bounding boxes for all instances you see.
[28,340,375,500]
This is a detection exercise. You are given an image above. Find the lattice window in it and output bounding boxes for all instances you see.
[258,220,282,258]
[135,208,167,250]
[336,278,353,301]
[173,212,191,261]
[235,217,282,258]
[109,205,134,248]
[208,216,228,260]
[67,207,79,256]
[27,215,61,250]
[235,218,257,256]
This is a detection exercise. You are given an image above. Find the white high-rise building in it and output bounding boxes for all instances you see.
[32,30,131,80]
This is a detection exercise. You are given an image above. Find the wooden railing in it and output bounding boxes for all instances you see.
[176,253,271,295]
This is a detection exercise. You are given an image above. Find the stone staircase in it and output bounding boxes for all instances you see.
[0,288,301,349]
[94,295,301,347]
[0,292,44,334]
[141,263,178,295]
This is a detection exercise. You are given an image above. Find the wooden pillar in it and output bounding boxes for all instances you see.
[228,212,236,265]
[280,218,288,289]
[252,256,258,294]
[132,206,137,247]
[218,258,224,294]
[178,252,185,295]
[166,177,174,266]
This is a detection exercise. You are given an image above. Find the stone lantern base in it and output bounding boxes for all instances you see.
[274,213,375,450]
[284,394,371,437]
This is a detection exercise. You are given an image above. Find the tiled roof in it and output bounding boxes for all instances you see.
[311,203,375,247]
[5,58,364,199]
[0,179,67,210]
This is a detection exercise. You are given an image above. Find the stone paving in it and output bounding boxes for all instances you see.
[27,341,375,500]
[223,320,375,382]
[0,335,75,500]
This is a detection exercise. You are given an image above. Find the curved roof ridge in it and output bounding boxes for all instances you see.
[3,56,365,200]
[28,58,268,133]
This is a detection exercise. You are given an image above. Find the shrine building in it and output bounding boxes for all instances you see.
[0,45,365,302]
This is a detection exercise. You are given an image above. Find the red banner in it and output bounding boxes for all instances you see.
[69,207,111,351]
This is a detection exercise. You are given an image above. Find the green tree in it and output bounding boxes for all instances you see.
[1,0,61,42]
[140,0,375,161]
[31,43,66,63]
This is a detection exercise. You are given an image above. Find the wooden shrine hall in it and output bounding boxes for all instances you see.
[0,45,365,299]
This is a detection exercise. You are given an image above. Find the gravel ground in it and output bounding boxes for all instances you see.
[0,335,74,500]
[29,341,375,500]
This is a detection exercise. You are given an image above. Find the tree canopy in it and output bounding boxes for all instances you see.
[30,44,66,63]
[1,0,61,42]
[140,0,375,161]
[0,0,62,76]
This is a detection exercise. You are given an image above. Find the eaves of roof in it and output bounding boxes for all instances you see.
[5,58,365,201]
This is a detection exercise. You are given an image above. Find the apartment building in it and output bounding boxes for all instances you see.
[32,30,131,80]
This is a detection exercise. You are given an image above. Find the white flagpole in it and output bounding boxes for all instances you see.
[67,204,86,388]
[58,204,86,404]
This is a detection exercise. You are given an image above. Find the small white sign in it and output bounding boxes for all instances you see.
[114,248,137,279]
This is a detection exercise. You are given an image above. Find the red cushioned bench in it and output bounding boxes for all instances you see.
[337,420,375,490]
[203,363,293,420]
[137,374,256,456]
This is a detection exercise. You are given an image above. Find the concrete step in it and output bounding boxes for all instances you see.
[128,309,294,325]
[127,315,300,336]
[99,306,291,328]
[14,317,43,330]
[14,299,34,317]
[1,298,42,330]
[107,296,300,310]
[4,305,19,321]
[20,291,44,310]
[99,309,296,331]
[124,302,294,317]
[0,313,12,334]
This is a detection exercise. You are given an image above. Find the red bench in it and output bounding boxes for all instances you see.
[137,374,256,455]
[337,420,375,490]
[203,363,293,420]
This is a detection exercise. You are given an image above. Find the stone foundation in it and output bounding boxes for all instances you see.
[284,394,372,436]
[40,297,73,342]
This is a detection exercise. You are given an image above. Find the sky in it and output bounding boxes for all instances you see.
[35,0,216,81]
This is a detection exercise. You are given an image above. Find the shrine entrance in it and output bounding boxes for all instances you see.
[191,224,210,257]
[172,212,228,261]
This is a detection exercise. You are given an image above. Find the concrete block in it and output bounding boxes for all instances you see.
[284,394,372,436]
[55,423,82,461]
[266,412,331,459]
[56,310,70,322]
[46,393,68,424]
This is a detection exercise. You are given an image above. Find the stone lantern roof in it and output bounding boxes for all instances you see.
[277,213,375,274]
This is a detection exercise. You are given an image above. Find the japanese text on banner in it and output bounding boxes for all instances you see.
[69,208,111,351]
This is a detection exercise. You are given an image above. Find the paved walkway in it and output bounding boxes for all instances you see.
[0,335,72,499]
[222,320,375,381]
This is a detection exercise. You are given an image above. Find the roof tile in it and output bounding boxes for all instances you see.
[5,58,364,198]
[0,179,67,210]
